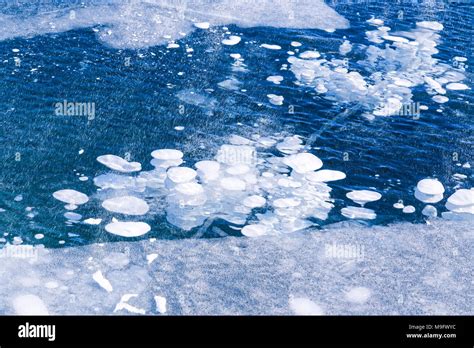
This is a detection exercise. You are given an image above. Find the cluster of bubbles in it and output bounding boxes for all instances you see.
[51,130,473,240]
[288,19,469,118]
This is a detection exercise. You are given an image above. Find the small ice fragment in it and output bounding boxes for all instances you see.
[14,195,23,202]
[432,95,449,104]
[422,205,437,218]
[64,212,82,221]
[260,44,281,50]
[289,297,324,315]
[53,189,89,205]
[114,294,145,315]
[445,189,474,213]
[346,190,382,205]
[339,40,352,55]
[174,126,185,131]
[306,170,346,182]
[151,149,183,160]
[267,94,284,105]
[367,17,384,26]
[454,56,467,62]
[218,78,241,90]
[446,83,469,91]
[345,287,371,304]
[382,35,409,43]
[154,296,167,314]
[453,173,467,180]
[300,51,320,59]
[105,221,151,237]
[283,153,323,174]
[147,253,158,264]
[167,43,179,49]
[102,196,149,216]
[266,75,284,84]
[83,218,102,225]
[414,189,443,204]
[78,149,84,155]
[222,36,241,46]
[194,22,210,29]
[341,206,376,220]
[97,155,141,173]
[417,178,445,195]
[276,136,303,154]
[402,205,416,214]
[12,48,20,53]
[34,233,44,240]
[92,271,113,292]
[291,41,302,47]
[416,21,444,31]
[243,195,266,208]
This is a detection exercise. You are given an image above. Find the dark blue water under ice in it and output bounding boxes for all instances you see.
[0,0,472,247]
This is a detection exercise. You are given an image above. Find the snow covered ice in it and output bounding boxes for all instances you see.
[0,220,472,315]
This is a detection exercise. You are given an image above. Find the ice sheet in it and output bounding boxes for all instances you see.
[0,220,472,315]
[0,0,348,49]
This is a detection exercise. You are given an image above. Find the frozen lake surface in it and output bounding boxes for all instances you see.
[1,220,472,315]
[0,0,472,315]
